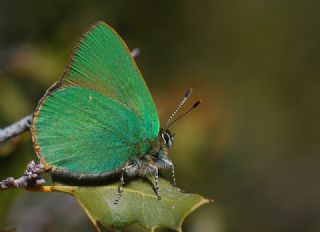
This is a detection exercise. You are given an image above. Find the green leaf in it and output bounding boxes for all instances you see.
[47,178,210,232]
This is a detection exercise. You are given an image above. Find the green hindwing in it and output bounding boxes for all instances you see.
[32,22,160,174]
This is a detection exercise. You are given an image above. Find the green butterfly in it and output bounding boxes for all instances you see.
[31,21,200,204]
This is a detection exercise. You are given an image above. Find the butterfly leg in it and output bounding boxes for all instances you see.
[162,160,176,187]
[156,158,176,187]
[114,168,125,204]
[149,165,161,200]
[170,163,176,187]
[114,164,136,204]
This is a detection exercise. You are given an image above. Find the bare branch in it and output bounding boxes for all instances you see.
[0,114,32,142]
[0,161,45,191]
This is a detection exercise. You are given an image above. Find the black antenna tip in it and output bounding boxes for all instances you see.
[193,100,202,108]
[184,88,193,99]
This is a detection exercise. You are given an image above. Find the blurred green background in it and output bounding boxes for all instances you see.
[1,0,320,231]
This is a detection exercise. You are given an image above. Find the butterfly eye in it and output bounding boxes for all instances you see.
[164,133,170,142]
[162,132,173,147]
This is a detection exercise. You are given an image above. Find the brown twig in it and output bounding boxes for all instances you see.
[0,161,45,191]
[0,114,32,142]
[131,48,141,59]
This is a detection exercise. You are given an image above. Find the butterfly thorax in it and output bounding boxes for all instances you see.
[124,129,174,177]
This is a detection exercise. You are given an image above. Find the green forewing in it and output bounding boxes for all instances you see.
[35,87,152,173]
[33,22,159,174]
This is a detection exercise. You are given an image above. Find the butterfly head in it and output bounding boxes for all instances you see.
[160,88,201,149]
[161,130,175,148]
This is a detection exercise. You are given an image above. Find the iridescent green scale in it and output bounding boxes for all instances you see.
[32,22,160,175]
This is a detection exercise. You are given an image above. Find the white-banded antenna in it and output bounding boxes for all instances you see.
[166,100,202,129]
[164,88,193,130]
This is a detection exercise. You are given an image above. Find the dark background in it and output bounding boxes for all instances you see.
[0,0,319,231]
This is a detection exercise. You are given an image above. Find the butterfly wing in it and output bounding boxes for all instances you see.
[32,22,159,174]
